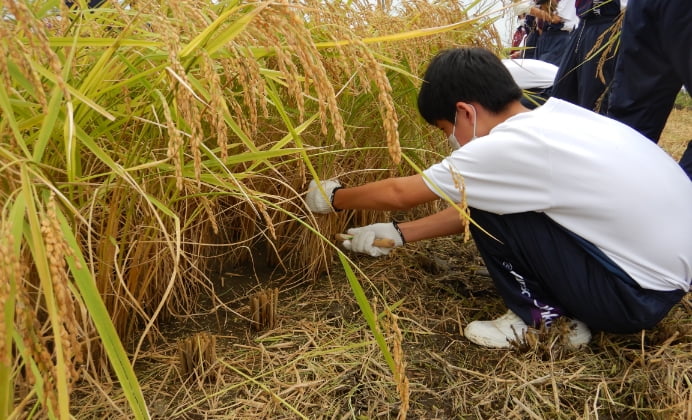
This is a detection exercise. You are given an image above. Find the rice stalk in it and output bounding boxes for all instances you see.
[155,14,205,188]
[349,40,401,164]
[590,11,624,85]
[0,219,19,419]
[19,169,71,419]
[200,52,229,162]
[40,194,82,385]
[383,308,410,420]
[51,191,150,419]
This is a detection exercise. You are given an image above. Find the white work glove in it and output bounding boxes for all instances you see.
[342,222,405,257]
[305,179,342,214]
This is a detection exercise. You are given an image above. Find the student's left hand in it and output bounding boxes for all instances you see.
[341,223,404,257]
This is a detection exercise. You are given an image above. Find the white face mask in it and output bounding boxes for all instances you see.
[447,112,460,150]
[447,104,477,151]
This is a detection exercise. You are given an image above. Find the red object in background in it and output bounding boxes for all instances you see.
[510,25,527,58]
[512,26,527,49]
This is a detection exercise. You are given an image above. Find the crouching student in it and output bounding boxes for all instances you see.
[305,47,692,349]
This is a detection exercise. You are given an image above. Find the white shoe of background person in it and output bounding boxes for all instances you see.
[463,310,591,349]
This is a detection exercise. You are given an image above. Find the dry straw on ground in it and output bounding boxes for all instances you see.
[90,232,690,419]
[3,0,690,418]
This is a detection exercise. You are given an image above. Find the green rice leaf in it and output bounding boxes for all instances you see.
[55,204,150,420]
[20,169,70,419]
[337,252,396,373]
[33,85,64,164]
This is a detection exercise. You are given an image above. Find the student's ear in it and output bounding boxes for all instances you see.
[458,102,476,122]
[453,101,471,114]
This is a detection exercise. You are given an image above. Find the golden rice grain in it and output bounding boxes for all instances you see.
[255,200,276,241]
[161,96,184,191]
[41,194,82,383]
[6,0,70,103]
[0,221,17,367]
[0,27,12,93]
[450,167,471,241]
[155,14,205,188]
[15,273,58,415]
[200,196,219,235]
[223,51,268,139]
[353,40,400,163]
[202,53,229,161]
[254,14,306,121]
[384,309,410,420]
[591,13,623,113]
[4,29,48,111]
[258,5,346,145]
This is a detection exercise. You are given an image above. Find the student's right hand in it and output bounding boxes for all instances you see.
[305,179,342,214]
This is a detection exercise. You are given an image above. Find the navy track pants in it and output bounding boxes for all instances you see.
[468,208,685,333]
[607,0,692,180]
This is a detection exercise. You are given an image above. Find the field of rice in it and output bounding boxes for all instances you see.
[1,0,689,418]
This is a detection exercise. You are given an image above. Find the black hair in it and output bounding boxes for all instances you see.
[417,47,523,125]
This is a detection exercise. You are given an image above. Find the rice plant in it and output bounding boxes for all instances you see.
[1,0,499,417]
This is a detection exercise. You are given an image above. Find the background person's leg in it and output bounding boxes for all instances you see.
[679,140,692,180]
[573,18,618,113]
[608,0,692,142]
[550,25,581,106]
[523,29,539,59]
[537,30,571,66]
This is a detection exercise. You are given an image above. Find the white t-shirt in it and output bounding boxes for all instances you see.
[556,0,579,31]
[502,59,558,89]
[422,98,692,292]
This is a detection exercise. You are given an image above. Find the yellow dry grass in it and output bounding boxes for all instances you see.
[660,107,692,162]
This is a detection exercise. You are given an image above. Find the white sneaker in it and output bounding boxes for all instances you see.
[464,310,591,349]
[563,318,591,347]
[464,310,529,348]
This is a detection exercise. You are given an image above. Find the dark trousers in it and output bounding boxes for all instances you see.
[523,30,539,59]
[469,208,685,333]
[607,0,692,180]
[537,28,571,66]
[680,140,692,179]
[552,15,619,114]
